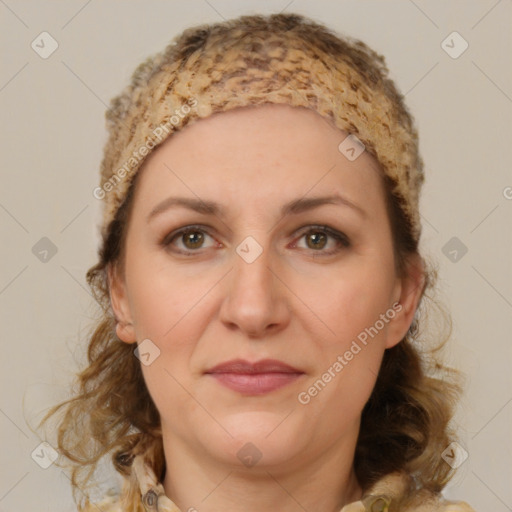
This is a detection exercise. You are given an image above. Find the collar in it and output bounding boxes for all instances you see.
[132,454,410,512]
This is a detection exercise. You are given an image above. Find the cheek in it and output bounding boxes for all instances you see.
[298,277,389,423]
[315,259,396,343]
[126,254,211,393]
[126,253,203,340]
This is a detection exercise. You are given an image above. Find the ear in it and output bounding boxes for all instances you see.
[107,263,137,344]
[385,253,425,349]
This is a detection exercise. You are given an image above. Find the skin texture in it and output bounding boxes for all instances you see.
[109,104,424,512]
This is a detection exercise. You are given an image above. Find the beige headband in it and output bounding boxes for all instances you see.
[95,13,424,243]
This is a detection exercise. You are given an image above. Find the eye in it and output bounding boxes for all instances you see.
[161,224,350,256]
[293,225,350,255]
[162,225,218,255]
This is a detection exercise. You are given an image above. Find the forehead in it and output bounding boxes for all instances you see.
[131,104,386,221]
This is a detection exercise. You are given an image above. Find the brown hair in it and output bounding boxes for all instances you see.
[40,13,462,512]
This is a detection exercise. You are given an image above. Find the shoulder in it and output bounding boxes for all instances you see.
[406,491,477,511]
[440,503,476,512]
[344,495,476,512]
[82,494,123,512]
[416,500,476,511]
[361,472,477,512]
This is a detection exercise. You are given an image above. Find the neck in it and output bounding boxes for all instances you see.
[161,431,363,512]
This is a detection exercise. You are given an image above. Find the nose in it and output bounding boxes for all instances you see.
[218,239,290,339]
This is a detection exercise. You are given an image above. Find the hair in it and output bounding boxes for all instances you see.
[40,12,463,512]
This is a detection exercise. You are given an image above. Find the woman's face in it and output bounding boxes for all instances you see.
[109,103,422,471]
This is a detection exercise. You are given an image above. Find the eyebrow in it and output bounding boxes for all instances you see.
[147,194,366,223]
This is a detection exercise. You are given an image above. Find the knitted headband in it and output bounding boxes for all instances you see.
[95,13,424,243]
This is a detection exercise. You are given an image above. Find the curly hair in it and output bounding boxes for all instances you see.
[40,13,463,512]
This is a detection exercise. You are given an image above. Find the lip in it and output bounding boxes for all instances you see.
[206,358,302,374]
[205,358,304,395]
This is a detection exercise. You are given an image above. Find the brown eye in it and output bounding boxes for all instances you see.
[294,226,350,255]
[305,231,328,250]
[181,230,205,249]
[162,225,217,254]
[162,224,349,257]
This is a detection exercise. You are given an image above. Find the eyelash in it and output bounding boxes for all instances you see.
[161,224,351,257]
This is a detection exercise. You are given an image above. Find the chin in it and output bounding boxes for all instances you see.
[200,410,304,469]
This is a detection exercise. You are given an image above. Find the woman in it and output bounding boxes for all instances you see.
[42,12,476,512]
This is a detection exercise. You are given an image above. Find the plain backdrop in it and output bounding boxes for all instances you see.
[1,1,511,511]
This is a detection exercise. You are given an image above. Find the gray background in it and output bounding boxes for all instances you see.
[1,1,511,511]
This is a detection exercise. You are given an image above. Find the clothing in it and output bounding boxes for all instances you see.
[97,13,424,245]
[85,454,476,512]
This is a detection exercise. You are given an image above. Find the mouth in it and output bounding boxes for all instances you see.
[204,359,305,395]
